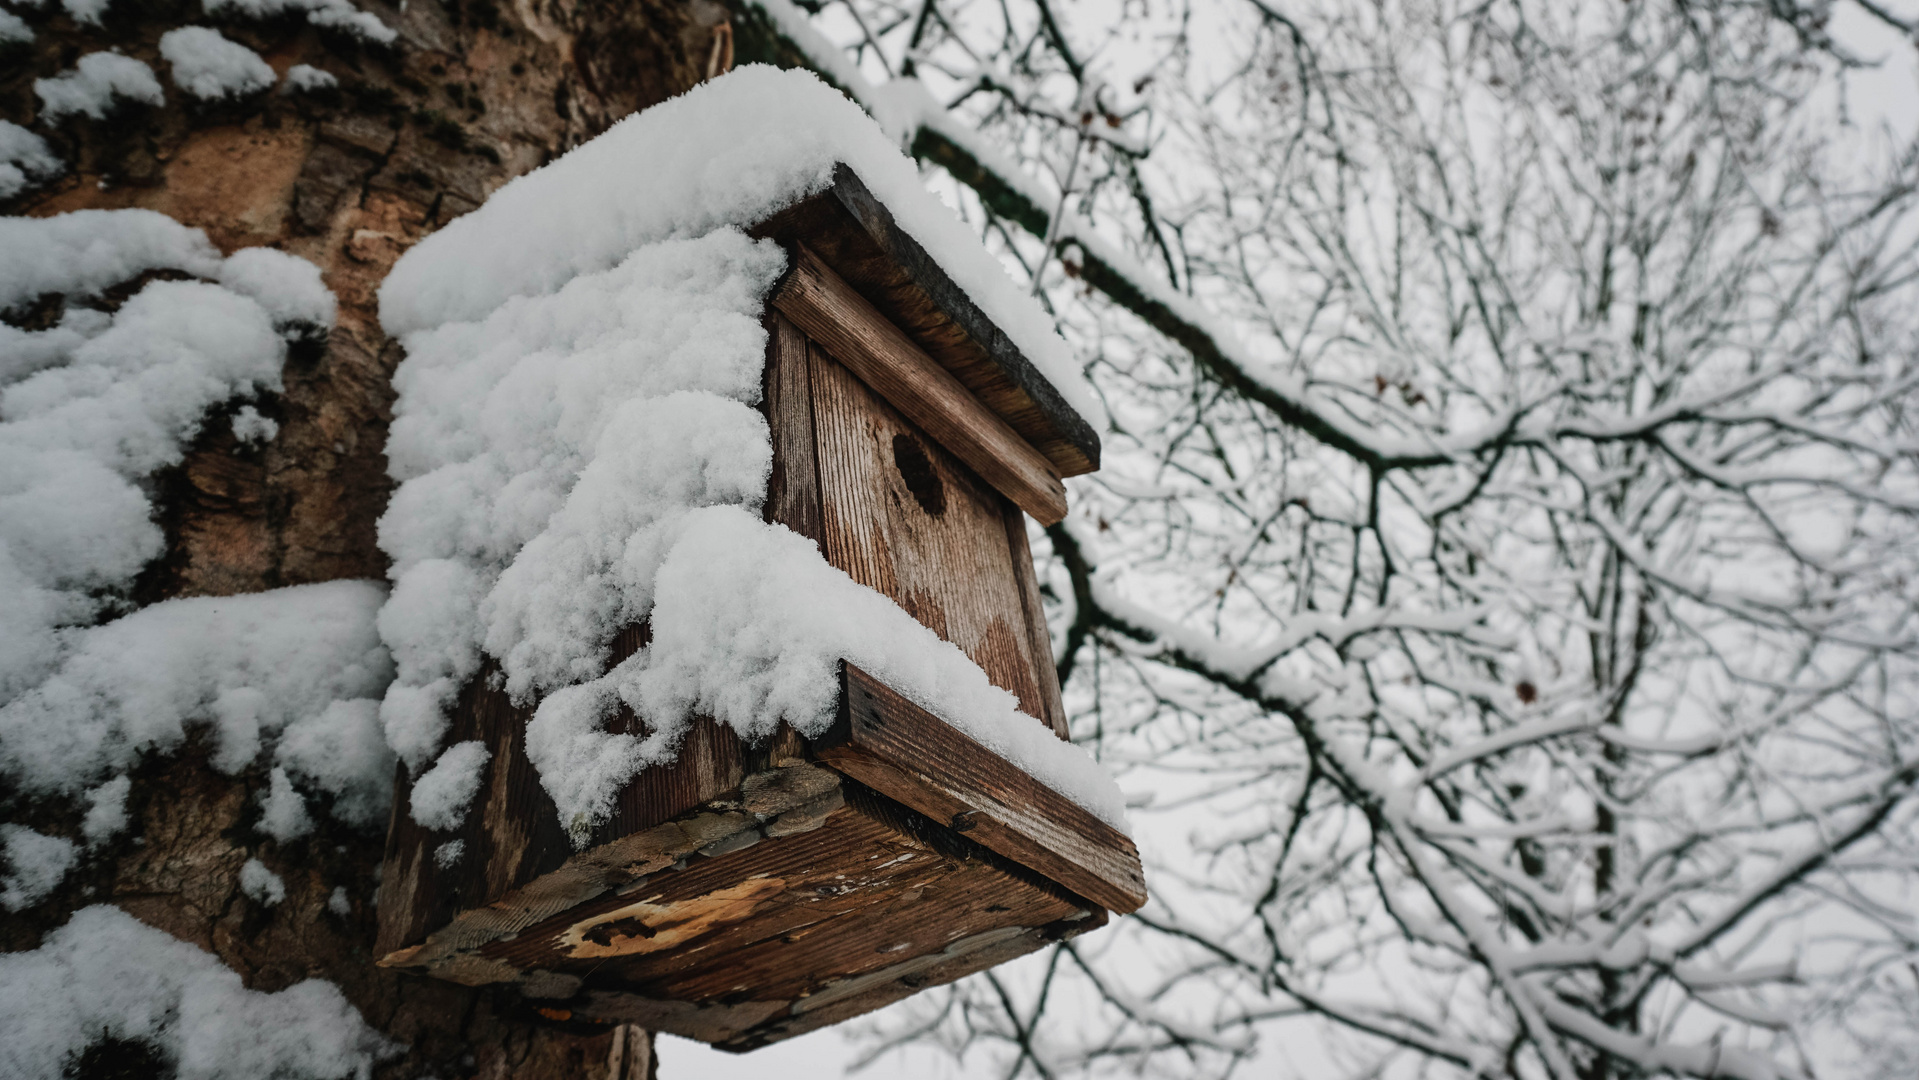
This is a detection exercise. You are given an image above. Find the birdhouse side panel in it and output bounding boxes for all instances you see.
[804,339,1066,736]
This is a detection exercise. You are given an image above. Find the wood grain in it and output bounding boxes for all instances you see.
[773,243,1069,525]
[761,311,825,546]
[814,664,1148,915]
[1003,502,1070,739]
[806,342,1055,728]
[459,781,1100,1049]
[375,646,745,959]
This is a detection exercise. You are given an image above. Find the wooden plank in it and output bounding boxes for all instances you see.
[449,781,1092,1045]
[1002,504,1070,739]
[773,243,1069,525]
[813,664,1148,914]
[806,343,1055,727]
[375,648,746,959]
[748,166,1102,478]
[761,312,825,546]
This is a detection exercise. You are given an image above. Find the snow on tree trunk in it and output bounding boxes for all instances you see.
[1,1,733,1076]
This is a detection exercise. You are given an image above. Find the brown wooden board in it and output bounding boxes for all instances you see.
[806,337,1059,729]
[375,633,747,960]
[1002,500,1071,739]
[774,244,1069,525]
[762,311,825,547]
[750,164,1100,479]
[814,664,1148,915]
[441,781,1102,1050]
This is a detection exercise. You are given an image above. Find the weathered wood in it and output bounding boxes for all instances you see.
[750,165,1102,479]
[774,244,1070,525]
[393,778,1100,1049]
[1003,504,1071,739]
[762,311,825,546]
[375,652,746,959]
[806,341,1056,727]
[813,665,1149,915]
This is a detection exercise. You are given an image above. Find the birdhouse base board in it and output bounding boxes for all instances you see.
[383,776,1103,1050]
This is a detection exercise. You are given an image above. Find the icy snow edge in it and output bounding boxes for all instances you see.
[377,64,1095,426]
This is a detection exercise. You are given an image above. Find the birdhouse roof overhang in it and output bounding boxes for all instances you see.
[751,164,1100,478]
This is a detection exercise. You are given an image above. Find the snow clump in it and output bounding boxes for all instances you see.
[203,0,397,45]
[378,66,1125,839]
[282,64,339,94]
[0,9,32,44]
[407,740,489,831]
[0,121,62,201]
[0,582,395,803]
[0,211,353,768]
[34,51,165,120]
[230,404,279,444]
[81,774,131,844]
[0,823,77,910]
[0,905,398,1079]
[160,27,276,101]
[239,857,285,905]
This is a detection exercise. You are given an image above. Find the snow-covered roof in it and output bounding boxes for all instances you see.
[378,64,1096,428]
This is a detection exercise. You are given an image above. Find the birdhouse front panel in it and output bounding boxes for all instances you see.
[787,315,1065,736]
[371,68,1141,1054]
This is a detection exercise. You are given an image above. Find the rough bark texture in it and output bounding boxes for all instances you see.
[1,1,728,1075]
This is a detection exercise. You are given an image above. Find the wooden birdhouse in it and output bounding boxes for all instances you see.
[374,165,1145,1051]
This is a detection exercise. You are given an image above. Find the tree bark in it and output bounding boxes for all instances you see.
[2,2,727,1075]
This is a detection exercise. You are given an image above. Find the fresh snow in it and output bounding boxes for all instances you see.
[531,507,1131,831]
[0,209,220,311]
[377,67,1126,839]
[432,839,465,868]
[0,121,61,201]
[81,774,131,844]
[375,227,782,772]
[238,857,285,905]
[259,766,315,841]
[0,824,76,911]
[34,51,165,120]
[379,65,1095,425]
[160,28,275,102]
[0,581,394,807]
[282,64,338,94]
[1,211,348,790]
[230,404,279,444]
[407,739,488,831]
[0,9,32,44]
[0,905,396,1079]
[62,0,111,23]
[202,0,397,45]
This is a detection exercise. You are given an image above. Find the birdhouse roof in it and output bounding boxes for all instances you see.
[379,65,1098,473]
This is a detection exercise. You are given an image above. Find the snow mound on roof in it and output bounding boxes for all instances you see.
[379,64,1094,424]
[376,72,1125,838]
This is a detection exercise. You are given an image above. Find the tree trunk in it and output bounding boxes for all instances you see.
[2,2,729,1075]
